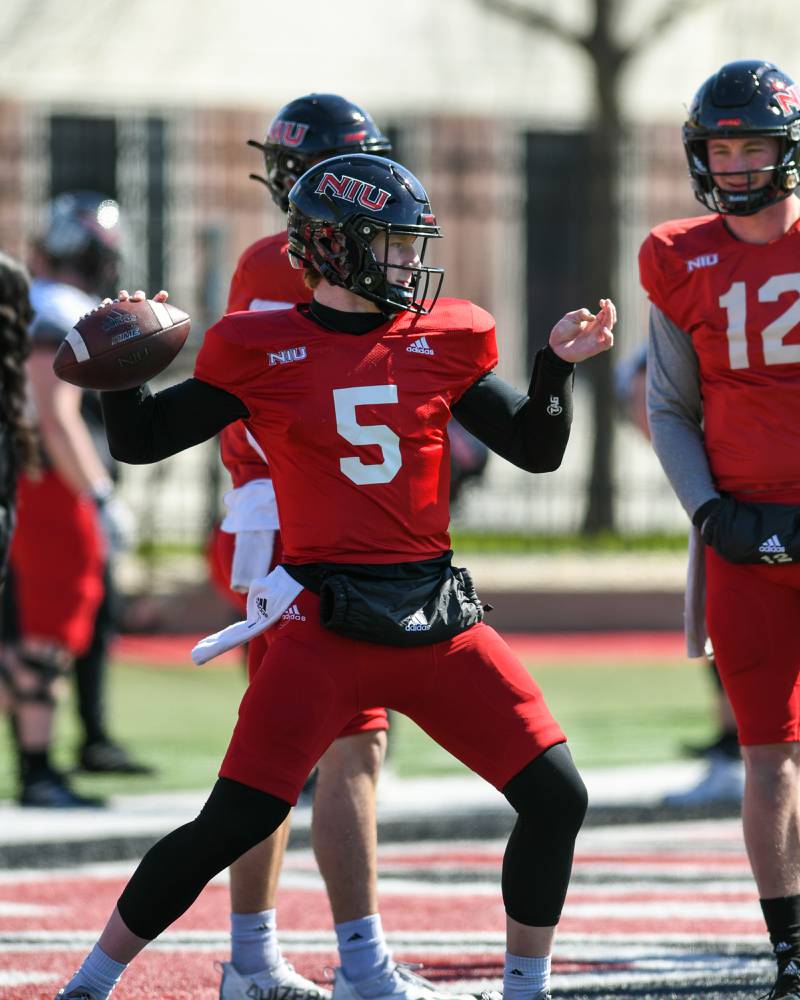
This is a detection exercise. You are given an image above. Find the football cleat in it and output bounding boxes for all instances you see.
[219,959,331,1000]
[20,769,105,809]
[78,739,155,776]
[663,752,744,807]
[761,953,800,998]
[333,963,475,1000]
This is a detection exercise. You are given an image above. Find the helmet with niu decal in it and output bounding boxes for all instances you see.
[248,93,392,212]
[286,153,444,316]
[683,59,800,215]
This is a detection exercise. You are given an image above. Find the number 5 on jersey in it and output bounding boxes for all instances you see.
[333,385,402,485]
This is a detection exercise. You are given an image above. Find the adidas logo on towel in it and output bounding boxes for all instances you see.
[281,603,306,622]
[759,534,786,554]
[407,336,434,356]
[404,609,431,632]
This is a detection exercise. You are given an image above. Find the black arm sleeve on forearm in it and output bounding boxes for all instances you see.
[100,378,249,464]
[452,346,574,472]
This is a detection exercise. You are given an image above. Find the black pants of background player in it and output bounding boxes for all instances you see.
[3,560,154,776]
[73,561,154,774]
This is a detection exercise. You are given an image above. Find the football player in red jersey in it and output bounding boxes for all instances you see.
[1,194,151,811]
[54,153,614,1000]
[210,95,436,1000]
[642,60,800,999]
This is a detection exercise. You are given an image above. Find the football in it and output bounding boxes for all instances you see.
[53,298,191,391]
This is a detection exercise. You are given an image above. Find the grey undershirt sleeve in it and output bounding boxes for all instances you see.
[646,304,720,520]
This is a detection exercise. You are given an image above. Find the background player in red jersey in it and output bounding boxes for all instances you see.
[642,59,800,999]
[1,193,150,810]
[54,152,614,1000]
[210,94,448,1000]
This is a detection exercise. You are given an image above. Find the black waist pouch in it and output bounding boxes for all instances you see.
[286,553,484,647]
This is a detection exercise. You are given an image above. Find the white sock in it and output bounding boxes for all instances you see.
[503,951,551,999]
[61,943,127,1000]
[335,913,392,986]
[231,908,282,975]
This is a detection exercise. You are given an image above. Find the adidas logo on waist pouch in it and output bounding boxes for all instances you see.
[759,534,787,554]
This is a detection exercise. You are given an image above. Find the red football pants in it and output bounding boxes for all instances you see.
[706,546,800,745]
[9,471,105,656]
[220,589,565,804]
[207,525,388,737]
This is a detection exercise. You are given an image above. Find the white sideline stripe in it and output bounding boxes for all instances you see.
[0,929,768,950]
[0,971,57,986]
[0,901,58,916]
[65,327,90,362]
[149,299,172,329]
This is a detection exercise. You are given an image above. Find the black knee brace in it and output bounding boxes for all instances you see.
[6,648,68,706]
[117,777,290,940]
[501,741,588,927]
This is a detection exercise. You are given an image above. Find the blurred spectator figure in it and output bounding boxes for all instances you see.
[0,252,37,593]
[2,192,151,809]
[616,344,743,807]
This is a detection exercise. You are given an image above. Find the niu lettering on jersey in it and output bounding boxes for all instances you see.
[221,230,313,487]
[640,215,800,495]
[195,299,497,563]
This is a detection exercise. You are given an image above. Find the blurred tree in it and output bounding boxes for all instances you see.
[476,0,716,533]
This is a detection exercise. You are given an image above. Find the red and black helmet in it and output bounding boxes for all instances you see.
[683,60,800,215]
[249,94,392,213]
[287,153,443,316]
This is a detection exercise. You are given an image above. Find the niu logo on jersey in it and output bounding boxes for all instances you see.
[686,253,719,272]
[268,346,307,366]
[315,172,391,212]
[266,119,309,147]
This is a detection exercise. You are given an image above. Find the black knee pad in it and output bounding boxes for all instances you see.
[504,741,588,834]
[7,648,68,706]
[500,743,588,927]
[118,777,290,940]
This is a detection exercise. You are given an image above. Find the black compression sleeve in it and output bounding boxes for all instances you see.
[452,346,574,472]
[100,378,249,464]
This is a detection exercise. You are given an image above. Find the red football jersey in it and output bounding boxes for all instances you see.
[640,214,800,494]
[195,299,498,563]
[222,230,313,487]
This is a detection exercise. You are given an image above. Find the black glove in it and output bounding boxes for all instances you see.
[695,495,800,564]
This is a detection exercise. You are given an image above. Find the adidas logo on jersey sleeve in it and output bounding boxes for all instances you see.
[759,534,787,554]
[406,336,435,356]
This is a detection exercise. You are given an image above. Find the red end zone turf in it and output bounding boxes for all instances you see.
[111,631,686,666]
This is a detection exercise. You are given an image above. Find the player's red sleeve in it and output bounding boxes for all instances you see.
[220,421,270,488]
[470,302,499,374]
[227,253,256,313]
[194,316,264,407]
[639,232,676,321]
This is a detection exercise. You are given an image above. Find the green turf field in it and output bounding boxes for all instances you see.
[0,653,716,800]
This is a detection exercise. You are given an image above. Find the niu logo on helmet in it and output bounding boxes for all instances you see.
[775,84,800,116]
[315,172,391,211]
[266,119,309,147]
